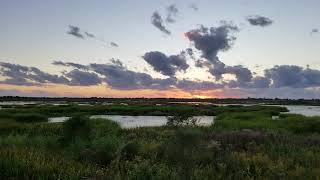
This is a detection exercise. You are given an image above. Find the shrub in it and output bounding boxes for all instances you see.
[166,114,198,127]
[13,113,48,123]
[158,128,202,167]
[62,116,91,142]
[87,136,122,165]
[120,141,141,161]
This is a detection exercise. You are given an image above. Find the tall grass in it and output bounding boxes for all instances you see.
[0,148,95,180]
[13,113,48,123]
[1,105,320,179]
[213,111,320,134]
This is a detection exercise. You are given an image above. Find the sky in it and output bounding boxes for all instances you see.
[0,0,320,99]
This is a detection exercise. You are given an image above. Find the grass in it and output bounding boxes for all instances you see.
[0,104,319,179]
[214,111,320,134]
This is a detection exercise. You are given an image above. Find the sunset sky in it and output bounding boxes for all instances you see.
[1,0,320,98]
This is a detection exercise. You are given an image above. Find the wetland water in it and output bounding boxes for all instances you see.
[49,115,215,128]
[1,101,320,126]
[47,105,320,128]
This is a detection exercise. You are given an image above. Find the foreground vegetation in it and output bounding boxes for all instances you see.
[0,104,320,179]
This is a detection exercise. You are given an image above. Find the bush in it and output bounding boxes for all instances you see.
[13,113,48,123]
[158,128,203,167]
[166,114,198,127]
[62,116,91,142]
[120,141,141,161]
[87,136,122,165]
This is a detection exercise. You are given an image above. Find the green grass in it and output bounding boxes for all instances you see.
[0,104,320,179]
[213,111,320,135]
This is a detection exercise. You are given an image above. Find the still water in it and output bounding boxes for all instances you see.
[279,105,320,117]
[49,115,215,128]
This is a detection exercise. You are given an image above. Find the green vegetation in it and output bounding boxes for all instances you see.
[0,103,287,117]
[166,114,198,127]
[0,104,320,179]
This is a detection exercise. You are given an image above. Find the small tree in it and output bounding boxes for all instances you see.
[166,114,198,127]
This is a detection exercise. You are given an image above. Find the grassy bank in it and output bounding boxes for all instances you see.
[0,105,319,179]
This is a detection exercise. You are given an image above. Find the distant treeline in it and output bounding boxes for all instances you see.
[1,96,320,105]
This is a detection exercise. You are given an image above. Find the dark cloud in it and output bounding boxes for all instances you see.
[64,69,102,86]
[246,15,273,27]
[184,24,254,84]
[0,62,69,86]
[110,58,123,67]
[66,26,119,49]
[184,48,194,59]
[225,65,253,83]
[311,28,319,35]
[166,4,179,23]
[151,11,171,35]
[185,24,238,63]
[265,65,320,88]
[251,76,271,88]
[85,32,95,38]
[208,63,253,84]
[176,79,224,91]
[28,67,69,84]
[89,63,175,90]
[110,42,119,47]
[52,61,89,70]
[67,25,84,39]
[142,51,189,77]
[2,60,320,98]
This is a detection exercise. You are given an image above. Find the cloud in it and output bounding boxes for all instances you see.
[250,76,271,88]
[225,65,253,84]
[66,26,119,49]
[2,60,320,99]
[89,63,175,90]
[246,15,273,27]
[311,28,319,35]
[190,3,199,11]
[166,4,179,23]
[0,62,69,86]
[151,11,171,35]
[184,24,253,84]
[85,32,95,38]
[185,24,238,63]
[176,79,224,91]
[265,65,320,88]
[110,42,119,47]
[67,25,84,39]
[142,51,189,77]
[110,58,124,67]
[52,61,89,70]
[64,69,102,86]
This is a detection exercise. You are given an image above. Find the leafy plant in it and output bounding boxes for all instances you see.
[166,114,198,127]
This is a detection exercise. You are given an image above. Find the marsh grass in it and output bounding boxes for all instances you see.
[13,113,48,123]
[0,105,320,179]
[0,148,95,180]
[214,111,320,135]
